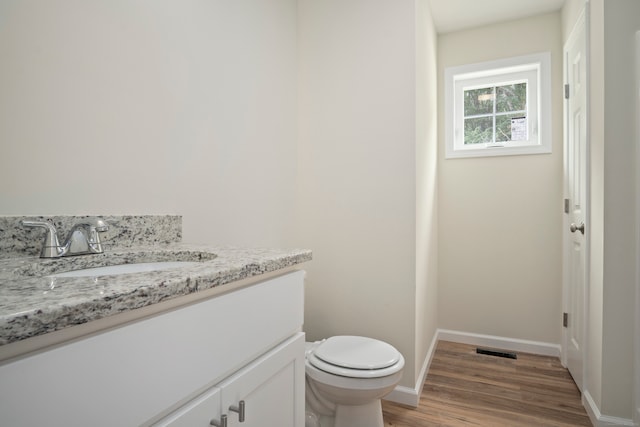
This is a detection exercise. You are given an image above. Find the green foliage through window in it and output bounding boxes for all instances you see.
[463,82,526,145]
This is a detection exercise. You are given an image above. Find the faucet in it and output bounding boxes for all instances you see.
[20,218,110,258]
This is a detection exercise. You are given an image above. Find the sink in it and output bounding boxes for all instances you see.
[50,261,202,278]
[13,250,217,278]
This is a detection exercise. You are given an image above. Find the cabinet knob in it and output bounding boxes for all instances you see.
[229,400,246,422]
[210,414,227,427]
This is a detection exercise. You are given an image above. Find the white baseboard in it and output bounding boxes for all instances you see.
[437,329,561,357]
[383,329,636,426]
[384,331,439,408]
[384,385,420,408]
[583,391,636,427]
[384,329,561,408]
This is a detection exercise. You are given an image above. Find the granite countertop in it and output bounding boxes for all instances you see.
[0,244,312,346]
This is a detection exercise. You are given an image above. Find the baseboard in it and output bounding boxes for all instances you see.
[583,391,636,426]
[383,329,637,426]
[384,385,420,408]
[384,329,559,408]
[437,329,561,357]
[383,331,439,408]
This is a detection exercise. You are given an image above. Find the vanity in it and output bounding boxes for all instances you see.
[0,215,312,427]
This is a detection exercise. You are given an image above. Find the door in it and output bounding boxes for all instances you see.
[156,386,223,427]
[635,28,640,427]
[563,9,587,391]
[219,333,305,427]
[154,333,305,427]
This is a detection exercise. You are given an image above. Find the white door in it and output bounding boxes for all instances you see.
[219,333,305,427]
[156,387,223,427]
[563,10,587,392]
[634,28,640,427]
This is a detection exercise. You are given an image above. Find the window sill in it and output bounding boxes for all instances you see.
[445,143,552,159]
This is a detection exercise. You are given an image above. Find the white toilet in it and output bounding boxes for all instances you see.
[304,335,405,427]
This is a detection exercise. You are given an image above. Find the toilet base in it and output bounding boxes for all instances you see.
[334,399,384,427]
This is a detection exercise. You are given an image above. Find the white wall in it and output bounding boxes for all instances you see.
[0,0,298,248]
[1,0,440,397]
[415,0,439,389]
[297,0,438,391]
[601,2,638,417]
[437,13,564,344]
[586,0,640,420]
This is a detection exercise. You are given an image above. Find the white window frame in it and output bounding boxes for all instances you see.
[445,52,552,159]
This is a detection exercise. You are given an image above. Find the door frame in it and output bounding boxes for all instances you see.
[634,28,640,427]
[561,5,590,393]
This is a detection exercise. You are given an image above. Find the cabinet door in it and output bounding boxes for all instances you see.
[154,386,223,427]
[220,333,305,427]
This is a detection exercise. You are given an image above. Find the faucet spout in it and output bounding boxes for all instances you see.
[63,219,109,255]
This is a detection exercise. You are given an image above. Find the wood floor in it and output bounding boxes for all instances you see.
[382,341,592,426]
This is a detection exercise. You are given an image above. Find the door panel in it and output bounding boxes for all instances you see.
[220,333,305,427]
[155,387,222,427]
[567,239,584,389]
[563,10,587,391]
[635,29,640,427]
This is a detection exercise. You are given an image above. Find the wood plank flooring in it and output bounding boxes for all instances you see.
[382,341,592,426]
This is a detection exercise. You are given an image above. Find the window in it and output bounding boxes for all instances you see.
[445,52,551,159]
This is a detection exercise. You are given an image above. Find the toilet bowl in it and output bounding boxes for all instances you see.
[305,336,404,427]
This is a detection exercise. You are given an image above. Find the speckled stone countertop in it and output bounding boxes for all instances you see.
[0,244,311,346]
[0,215,311,347]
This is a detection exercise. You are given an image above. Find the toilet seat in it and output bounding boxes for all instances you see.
[308,336,404,378]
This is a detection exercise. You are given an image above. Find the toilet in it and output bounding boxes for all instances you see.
[304,335,405,427]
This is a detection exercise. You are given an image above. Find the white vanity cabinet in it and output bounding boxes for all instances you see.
[158,333,304,427]
[218,333,303,427]
[0,270,305,427]
[159,385,223,427]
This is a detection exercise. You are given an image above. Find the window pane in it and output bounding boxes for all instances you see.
[464,87,494,116]
[496,83,526,113]
[464,117,493,144]
[446,52,550,158]
[496,114,527,142]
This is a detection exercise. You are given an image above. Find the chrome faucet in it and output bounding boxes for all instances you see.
[20,218,109,258]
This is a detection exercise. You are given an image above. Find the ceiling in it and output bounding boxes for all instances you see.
[429,0,566,34]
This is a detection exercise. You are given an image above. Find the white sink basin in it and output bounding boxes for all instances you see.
[51,261,201,278]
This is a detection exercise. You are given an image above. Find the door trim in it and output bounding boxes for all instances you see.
[561,5,590,393]
[634,28,640,427]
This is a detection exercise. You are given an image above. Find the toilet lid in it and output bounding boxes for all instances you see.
[313,336,401,370]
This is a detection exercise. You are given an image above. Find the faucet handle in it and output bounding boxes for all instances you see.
[91,218,109,233]
[86,219,109,252]
[67,218,110,254]
[20,219,63,258]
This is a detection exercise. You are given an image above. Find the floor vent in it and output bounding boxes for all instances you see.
[476,348,517,359]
